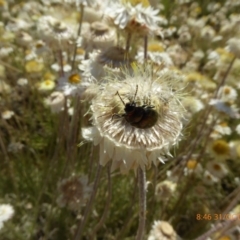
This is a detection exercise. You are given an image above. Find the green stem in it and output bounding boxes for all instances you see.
[71,4,84,70]
[74,163,103,240]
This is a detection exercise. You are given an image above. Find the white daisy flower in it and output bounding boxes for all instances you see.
[208,139,230,161]
[236,124,240,135]
[105,1,165,32]
[148,220,178,240]
[227,38,240,59]
[206,161,229,179]
[213,122,232,136]
[17,78,28,86]
[44,91,66,113]
[57,72,92,96]
[0,204,14,222]
[1,110,14,120]
[217,85,238,103]
[203,170,219,185]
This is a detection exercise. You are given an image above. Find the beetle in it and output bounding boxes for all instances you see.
[113,85,158,129]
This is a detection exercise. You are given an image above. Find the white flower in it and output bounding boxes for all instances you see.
[78,51,104,80]
[17,78,28,86]
[0,204,14,222]
[209,99,239,118]
[133,3,166,28]
[105,2,133,29]
[227,38,240,58]
[51,62,72,73]
[200,25,216,40]
[82,21,116,52]
[6,18,32,32]
[203,170,219,185]
[206,161,228,179]
[0,47,14,58]
[184,159,203,176]
[37,16,75,50]
[84,65,186,173]
[148,220,178,240]
[136,50,173,67]
[44,91,65,113]
[213,123,232,136]
[57,72,92,96]
[217,85,238,102]
[236,124,240,135]
[181,96,204,115]
[208,139,230,161]
[1,110,14,120]
[105,1,165,32]
[64,0,95,7]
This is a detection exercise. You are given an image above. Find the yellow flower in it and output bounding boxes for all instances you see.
[25,60,44,73]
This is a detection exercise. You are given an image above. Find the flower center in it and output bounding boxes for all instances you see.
[212,163,221,171]
[187,159,198,169]
[223,87,231,95]
[68,73,81,84]
[44,80,52,86]
[91,21,109,36]
[50,20,67,33]
[148,43,164,52]
[35,42,44,48]
[0,0,6,6]
[212,140,229,155]
[220,122,227,127]
[218,236,231,240]
[125,0,150,7]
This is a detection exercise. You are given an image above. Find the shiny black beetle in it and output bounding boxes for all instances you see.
[114,85,158,129]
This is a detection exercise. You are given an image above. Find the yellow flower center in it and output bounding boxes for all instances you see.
[187,159,198,169]
[223,87,231,95]
[186,72,203,82]
[123,0,150,7]
[212,140,230,155]
[194,7,202,14]
[219,122,227,127]
[44,80,52,86]
[77,48,85,55]
[148,42,164,52]
[0,0,6,6]
[68,74,81,84]
[218,236,231,240]
[36,42,44,48]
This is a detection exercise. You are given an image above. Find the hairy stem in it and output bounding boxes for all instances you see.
[136,166,146,240]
